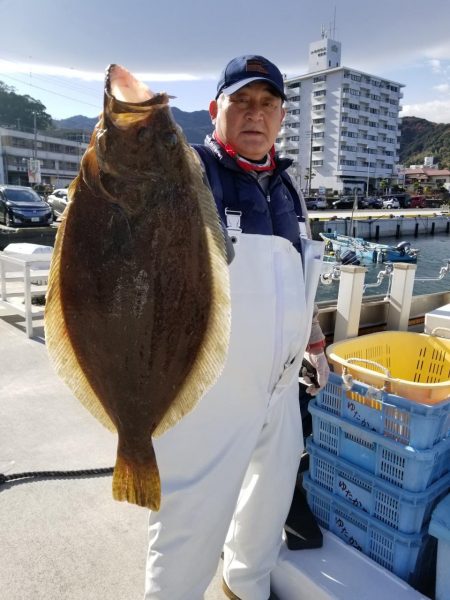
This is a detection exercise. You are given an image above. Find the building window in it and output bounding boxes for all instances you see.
[313,75,327,83]
[287,82,301,89]
[313,90,326,97]
[312,160,323,166]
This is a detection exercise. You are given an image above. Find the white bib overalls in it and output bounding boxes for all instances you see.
[144,221,323,600]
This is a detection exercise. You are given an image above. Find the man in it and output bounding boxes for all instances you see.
[144,55,329,600]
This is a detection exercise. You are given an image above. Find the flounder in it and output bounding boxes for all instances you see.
[45,64,231,510]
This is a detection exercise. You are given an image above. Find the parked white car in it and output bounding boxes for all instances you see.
[382,198,400,209]
[305,197,328,210]
[47,188,69,219]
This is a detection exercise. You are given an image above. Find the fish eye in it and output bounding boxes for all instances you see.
[164,132,178,147]
[137,127,151,142]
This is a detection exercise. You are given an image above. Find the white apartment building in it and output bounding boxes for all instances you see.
[276,36,404,196]
[0,126,89,188]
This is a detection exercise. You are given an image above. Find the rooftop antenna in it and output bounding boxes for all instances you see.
[332,5,337,39]
[321,24,327,39]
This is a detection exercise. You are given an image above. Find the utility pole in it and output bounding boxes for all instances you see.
[33,112,37,159]
[308,124,313,196]
[366,161,370,198]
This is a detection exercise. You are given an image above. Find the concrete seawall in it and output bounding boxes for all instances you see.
[0,211,449,251]
[311,213,450,240]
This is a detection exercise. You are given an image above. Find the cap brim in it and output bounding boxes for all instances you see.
[218,77,286,100]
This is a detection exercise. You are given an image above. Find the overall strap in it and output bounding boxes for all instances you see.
[193,145,242,229]
[280,171,303,219]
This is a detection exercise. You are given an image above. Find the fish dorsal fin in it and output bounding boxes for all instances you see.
[152,148,231,437]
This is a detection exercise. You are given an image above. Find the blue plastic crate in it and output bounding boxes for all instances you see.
[309,400,450,492]
[306,438,450,534]
[316,372,450,450]
[303,474,428,583]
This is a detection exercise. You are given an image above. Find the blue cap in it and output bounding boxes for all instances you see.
[216,55,286,101]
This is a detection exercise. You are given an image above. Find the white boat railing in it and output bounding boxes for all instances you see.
[320,259,450,342]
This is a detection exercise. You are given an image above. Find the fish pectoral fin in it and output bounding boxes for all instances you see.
[112,445,161,510]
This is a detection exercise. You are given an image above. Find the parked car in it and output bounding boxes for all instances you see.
[332,197,365,210]
[305,196,327,210]
[0,185,53,227]
[382,197,400,209]
[409,195,427,208]
[47,188,69,219]
[381,193,410,208]
[359,197,383,209]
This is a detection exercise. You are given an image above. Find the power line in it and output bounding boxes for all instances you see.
[0,73,100,110]
[0,57,102,98]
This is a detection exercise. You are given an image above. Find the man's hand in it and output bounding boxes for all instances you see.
[302,350,330,397]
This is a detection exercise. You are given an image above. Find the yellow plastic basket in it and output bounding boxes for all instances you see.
[326,331,450,404]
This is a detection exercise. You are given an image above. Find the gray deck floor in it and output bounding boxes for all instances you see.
[0,312,225,599]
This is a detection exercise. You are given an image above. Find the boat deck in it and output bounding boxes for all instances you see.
[0,309,431,599]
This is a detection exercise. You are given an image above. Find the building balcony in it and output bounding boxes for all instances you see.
[285,85,301,98]
[277,139,298,150]
[284,101,301,112]
[283,112,299,123]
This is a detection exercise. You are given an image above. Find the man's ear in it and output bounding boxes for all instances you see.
[209,100,218,123]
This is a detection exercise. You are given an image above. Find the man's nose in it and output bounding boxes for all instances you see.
[245,103,264,119]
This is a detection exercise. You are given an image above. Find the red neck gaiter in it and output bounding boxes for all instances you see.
[213,132,276,173]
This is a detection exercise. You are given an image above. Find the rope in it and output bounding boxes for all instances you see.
[0,467,114,486]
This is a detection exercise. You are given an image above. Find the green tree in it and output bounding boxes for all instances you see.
[0,81,52,130]
[379,178,389,194]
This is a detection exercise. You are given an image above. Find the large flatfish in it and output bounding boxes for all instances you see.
[45,64,231,510]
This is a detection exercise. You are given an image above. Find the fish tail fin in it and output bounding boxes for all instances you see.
[112,448,161,510]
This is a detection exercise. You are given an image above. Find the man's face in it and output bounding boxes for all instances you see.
[209,82,285,160]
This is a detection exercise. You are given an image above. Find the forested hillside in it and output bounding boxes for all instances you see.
[1,81,449,163]
[400,116,450,169]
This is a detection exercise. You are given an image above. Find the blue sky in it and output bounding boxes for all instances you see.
[1,0,450,123]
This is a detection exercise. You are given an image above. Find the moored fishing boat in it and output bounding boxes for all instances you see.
[320,231,420,265]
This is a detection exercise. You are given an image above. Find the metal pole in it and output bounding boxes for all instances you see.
[308,124,313,196]
[366,160,370,198]
[33,112,37,159]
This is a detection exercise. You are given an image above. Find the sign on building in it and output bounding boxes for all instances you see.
[27,158,41,184]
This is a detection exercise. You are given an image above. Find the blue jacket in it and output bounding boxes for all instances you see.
[193,136,304,254]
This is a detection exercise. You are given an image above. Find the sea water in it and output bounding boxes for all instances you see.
[316,233,450,303]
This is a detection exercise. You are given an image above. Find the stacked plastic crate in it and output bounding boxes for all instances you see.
[303,331,450,586]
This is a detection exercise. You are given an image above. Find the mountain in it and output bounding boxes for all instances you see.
[52,112,450,169]
[52,107,213,144]
[399,116,450,169]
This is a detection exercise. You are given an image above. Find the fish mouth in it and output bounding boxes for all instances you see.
[105,64,157,105]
